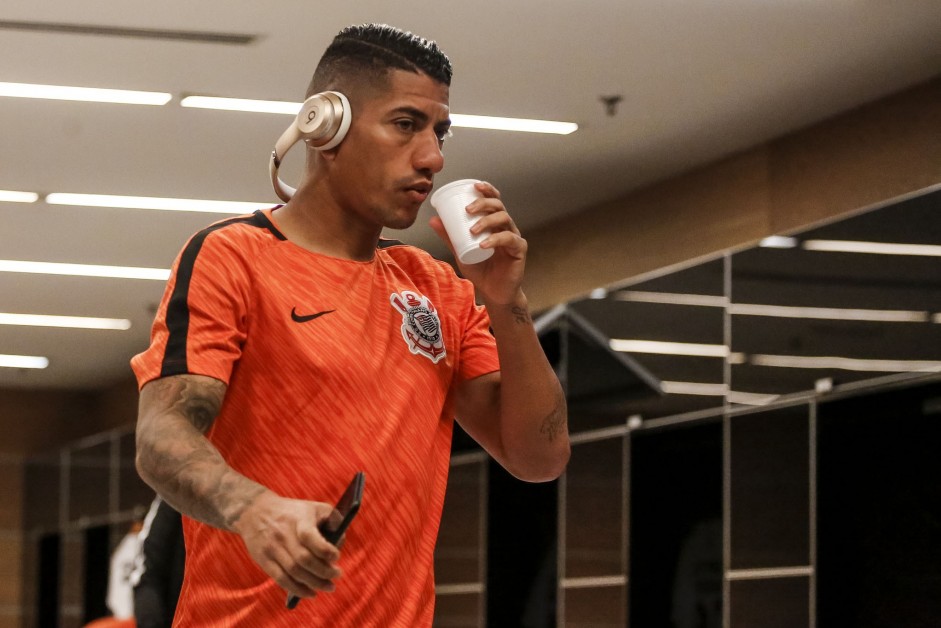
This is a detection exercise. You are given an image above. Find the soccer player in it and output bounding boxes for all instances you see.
[132,23,569,626]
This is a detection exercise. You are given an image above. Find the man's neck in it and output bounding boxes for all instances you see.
[274,185,382,262]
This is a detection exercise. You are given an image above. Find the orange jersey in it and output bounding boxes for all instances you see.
[131,208,499,626]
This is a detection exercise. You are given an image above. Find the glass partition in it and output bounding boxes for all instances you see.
[566,258,728,422]
[560,187,940,418]
[729,189,941,399]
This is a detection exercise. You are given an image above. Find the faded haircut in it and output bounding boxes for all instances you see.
[306,23,452,98]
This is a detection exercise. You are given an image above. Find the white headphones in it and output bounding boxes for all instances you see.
[269,91,352,201]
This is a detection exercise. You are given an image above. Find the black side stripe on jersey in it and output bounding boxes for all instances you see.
[160,210,280,377]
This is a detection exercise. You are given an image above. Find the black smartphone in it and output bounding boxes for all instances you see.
[286,471,365,610]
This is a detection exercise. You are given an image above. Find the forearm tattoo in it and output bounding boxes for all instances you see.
[137,376,264,531]
[511,305,531,325]
[538,388,568,443]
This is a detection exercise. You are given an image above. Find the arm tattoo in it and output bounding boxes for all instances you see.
[150,374,224,433]
[538,389,568,443]
[511,305,531,325]
[137,375,265,531]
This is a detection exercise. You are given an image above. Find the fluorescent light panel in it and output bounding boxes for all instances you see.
[660,381,727,396]
[729,303,929,323]
[46,193,266,215]
[0,81,171,105]
[759,235,798,249]
[615,290,728,308]
[803,239,941,257]
[614,291,930,324]
[449,113,577,135]
[0,190,39,203]
[658,381,783,406]
[727,391,779,406]
[180,95,578,135]
[0,259,169,280]
[750,354,941,373]
[610,339,730,358]
[0,354,48,369]
[181,95,300,115]
[0,312,131,330]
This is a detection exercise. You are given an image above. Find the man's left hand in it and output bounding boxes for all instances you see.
[429,181,527,305]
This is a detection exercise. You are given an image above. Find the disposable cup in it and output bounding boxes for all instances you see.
[430,179,494,265]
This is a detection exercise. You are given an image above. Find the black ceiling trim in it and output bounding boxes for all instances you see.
[0,20,256,45]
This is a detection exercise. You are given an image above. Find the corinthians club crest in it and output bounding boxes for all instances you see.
[390,290,446,363]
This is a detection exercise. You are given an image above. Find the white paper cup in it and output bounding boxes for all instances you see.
[430,179,495,265]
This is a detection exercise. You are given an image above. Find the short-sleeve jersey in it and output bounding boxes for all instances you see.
[131,208,499,627]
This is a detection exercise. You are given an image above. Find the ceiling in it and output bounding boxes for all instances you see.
[1,1,940,390]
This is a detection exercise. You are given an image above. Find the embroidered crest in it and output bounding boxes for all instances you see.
[390,290,446,363]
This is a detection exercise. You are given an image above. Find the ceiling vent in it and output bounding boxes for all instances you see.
[0,19,256,45]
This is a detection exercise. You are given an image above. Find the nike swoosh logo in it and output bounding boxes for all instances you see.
[291,307,335,323]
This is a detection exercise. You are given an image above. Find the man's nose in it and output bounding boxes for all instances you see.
[413,130,445,174]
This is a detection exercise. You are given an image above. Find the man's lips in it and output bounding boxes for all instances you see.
[403,181,433,203]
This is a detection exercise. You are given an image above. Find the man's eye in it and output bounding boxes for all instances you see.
[436,128,453,142]
[395,119,416,132]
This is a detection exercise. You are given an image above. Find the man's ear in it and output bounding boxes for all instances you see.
[307,141,339,163]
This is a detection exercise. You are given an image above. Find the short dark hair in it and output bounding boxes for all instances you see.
[306,23,452,98]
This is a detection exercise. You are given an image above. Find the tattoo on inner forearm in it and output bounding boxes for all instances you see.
[511,305,531,325]
[538,390,568,443]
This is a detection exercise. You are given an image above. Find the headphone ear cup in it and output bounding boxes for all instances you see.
[296,91,351,150]
[269,91,352,201]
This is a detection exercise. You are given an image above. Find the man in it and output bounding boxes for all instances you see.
[133,23,569,626]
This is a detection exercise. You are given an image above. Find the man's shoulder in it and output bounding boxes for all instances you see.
[180,209,285,260]
[198,209,285,245]
[378,239,458,278]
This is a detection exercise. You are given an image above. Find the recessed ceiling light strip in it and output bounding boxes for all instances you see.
[750,354,941,372]
[0,190,39,203]
[614,291,728,307]
[609,339,730,358]
[0,354,48,369]
[611,291,930,323]
[660,381,728,396]
[726,391,779,406]
[659,382,779,405]
[0,81,171,105]
[0,259,169,280]
[0,312,131,330]
[449,113,578,135]
[729,303,929,322]
[181,95,300,115]
[758,236,798,249]
[45,193,267,214]
[803,239,941,257]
